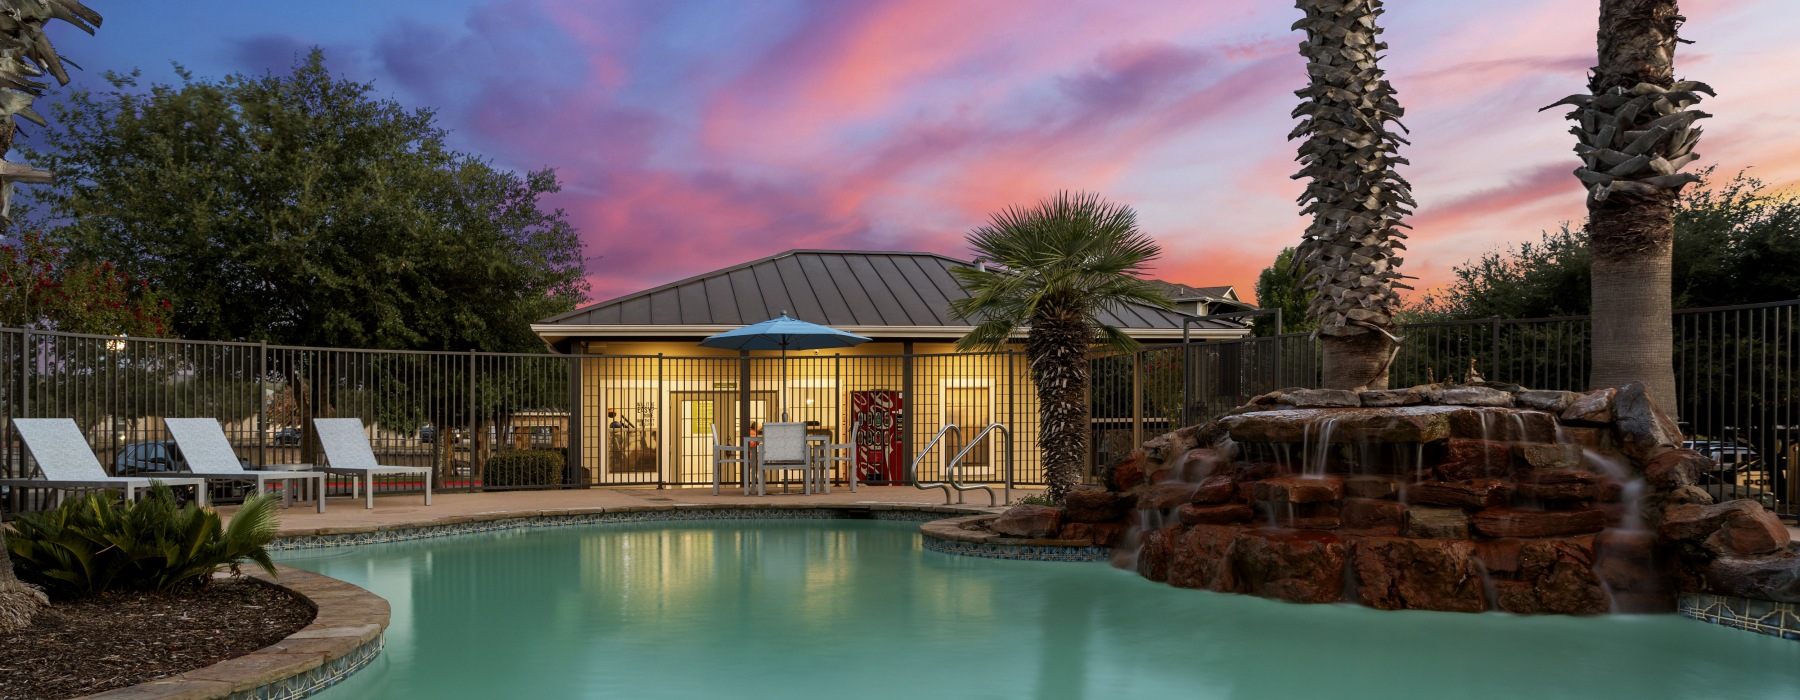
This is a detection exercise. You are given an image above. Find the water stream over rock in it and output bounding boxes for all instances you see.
[1062,381,1800,615]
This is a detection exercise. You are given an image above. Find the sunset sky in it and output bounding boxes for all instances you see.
[34,0,1800,306]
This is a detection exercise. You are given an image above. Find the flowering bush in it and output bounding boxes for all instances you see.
[0,232,171,336]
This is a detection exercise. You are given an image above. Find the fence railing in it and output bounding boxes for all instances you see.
[0,328,1046,513]
[5,298,1795,516]
[1090,299,1800,516]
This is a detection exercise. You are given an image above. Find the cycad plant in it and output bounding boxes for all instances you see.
[951,192,1173,502]
[1290,0,1414,390]
[6,483,281,599]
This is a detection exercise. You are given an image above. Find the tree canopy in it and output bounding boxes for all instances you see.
[20,49,588,351]
[1250,246,1318,337]
[1413,171,1800,320]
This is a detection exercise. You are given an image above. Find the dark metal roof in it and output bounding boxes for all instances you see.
[1146,280,1242,302]
[538,250,1244,332]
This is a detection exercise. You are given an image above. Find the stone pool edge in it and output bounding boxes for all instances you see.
[919,515,1112,562]
[78,564,388,700]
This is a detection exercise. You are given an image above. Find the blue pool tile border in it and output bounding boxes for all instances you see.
[226,635,384,700]
[920,535,1112,562]
[1679,593,1800,641]
[271,506,968,551]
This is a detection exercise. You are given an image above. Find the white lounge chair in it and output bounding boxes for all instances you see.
[0,418,208,506]
[756,422,813,496]
[313,418,433,509]
[164,418,327,513]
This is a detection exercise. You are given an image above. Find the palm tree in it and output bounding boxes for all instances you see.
[951,192,1173,503]
[0,0,102,634]
[1290,0,1414,391]
[1543,0,1706,416]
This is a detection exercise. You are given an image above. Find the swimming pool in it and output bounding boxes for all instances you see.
[278,519,1799,700]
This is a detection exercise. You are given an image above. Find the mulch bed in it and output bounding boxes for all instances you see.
[0,580,316,700]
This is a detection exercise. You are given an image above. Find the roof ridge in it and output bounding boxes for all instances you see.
[539,249,976,323]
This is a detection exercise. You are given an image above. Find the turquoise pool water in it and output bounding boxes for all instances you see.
[278,520,1800,700]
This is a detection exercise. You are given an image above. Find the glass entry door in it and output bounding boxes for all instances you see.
[672,392,773,485]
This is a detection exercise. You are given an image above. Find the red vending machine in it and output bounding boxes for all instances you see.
[850,390,904,483]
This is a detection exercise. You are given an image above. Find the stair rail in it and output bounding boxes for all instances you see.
[909,424,960,504]
[944,422,1013,507]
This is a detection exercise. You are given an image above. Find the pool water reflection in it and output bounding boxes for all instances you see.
[278,520,1799,700]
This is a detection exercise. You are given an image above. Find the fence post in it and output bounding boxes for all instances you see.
[1131,350,1144,453]
[257,342,268,470]
[901,342,913,485]
[467,350,476,493]
[655,354,664,489]
[1490,316,1501,380]
[567,353,583,488]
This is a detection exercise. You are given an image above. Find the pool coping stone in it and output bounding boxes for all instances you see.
[76,564,388,700]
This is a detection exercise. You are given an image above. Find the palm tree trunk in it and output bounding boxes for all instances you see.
[0,118,49,633]
[1586,0,1683,416]
[1029,309,1091,503]
[1291,0,1412,392]
[1321,333,1394,392]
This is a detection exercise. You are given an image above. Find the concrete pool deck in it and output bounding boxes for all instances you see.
[220,485,1035,535]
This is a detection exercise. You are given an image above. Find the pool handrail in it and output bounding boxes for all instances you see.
[944,422,1012,507]
[909,424,960,504]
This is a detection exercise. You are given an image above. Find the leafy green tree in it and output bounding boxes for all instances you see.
[1414,172,1800,319]
[21,49,587,352]
[951,192,1173,503]
[1250,247,1317,337]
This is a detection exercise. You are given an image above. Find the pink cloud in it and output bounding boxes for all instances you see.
[342,0,1800,307]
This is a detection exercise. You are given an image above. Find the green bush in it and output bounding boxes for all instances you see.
[6,483,280,599]
[483,449,566,488]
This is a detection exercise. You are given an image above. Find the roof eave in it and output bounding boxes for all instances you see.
[532,323,1251,344]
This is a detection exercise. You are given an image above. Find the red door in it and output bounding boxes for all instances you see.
[850,390,904,483]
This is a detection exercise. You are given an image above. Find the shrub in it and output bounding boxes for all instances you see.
[6,483,279,599]
[483,449,566,488]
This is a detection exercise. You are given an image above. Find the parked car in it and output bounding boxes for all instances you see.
[1682,439,1775,508]
[272,427,303,446]
[114,440,252,475]
[419,425,463,445]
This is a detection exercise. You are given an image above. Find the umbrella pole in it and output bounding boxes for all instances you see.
[781,345,789,422]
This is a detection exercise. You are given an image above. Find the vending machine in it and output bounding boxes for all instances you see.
[849,390,904,483]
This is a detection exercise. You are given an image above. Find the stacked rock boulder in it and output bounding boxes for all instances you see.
[1046,380,1798,614]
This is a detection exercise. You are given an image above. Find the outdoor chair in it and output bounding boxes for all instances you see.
[0,418,207,507]
[710,423,749,496]
[811,421,860,494]
[313,418,434,509]
[756,422,813,495]
[164,418,326,513]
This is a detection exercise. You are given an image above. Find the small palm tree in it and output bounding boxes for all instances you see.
[951,192,1173,503]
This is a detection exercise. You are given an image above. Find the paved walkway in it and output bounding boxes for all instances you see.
[221,485,1037,536]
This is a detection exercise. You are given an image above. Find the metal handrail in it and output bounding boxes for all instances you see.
[909,424,960,504]
[944,422,1012,507]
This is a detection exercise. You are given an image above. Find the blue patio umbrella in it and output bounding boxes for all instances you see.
[700,313,870,421]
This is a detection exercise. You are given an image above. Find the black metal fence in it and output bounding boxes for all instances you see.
[1091,299,1800,516]
[5,298,1795,514]
[0,329,1047,512]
